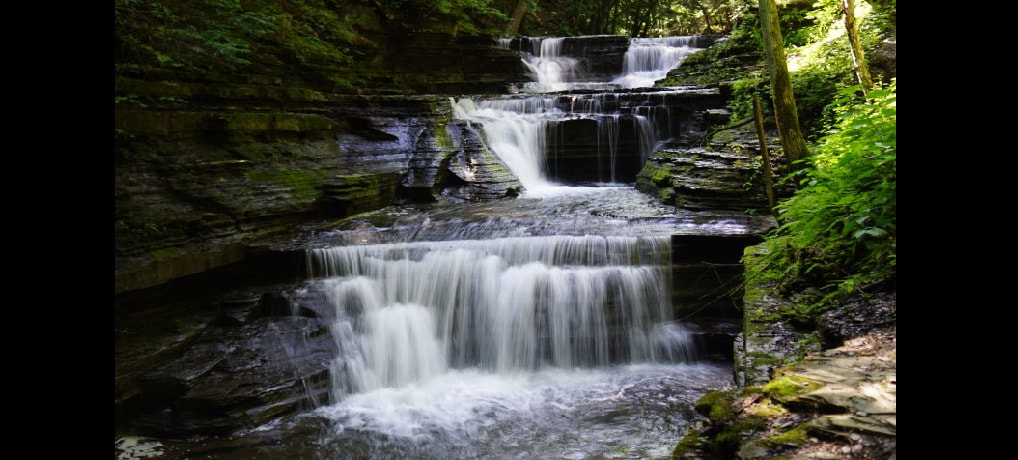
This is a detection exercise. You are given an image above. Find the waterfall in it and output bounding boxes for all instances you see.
[452,35,709,190]
[520,37,580,93]
[450,97,559,192]
[300,35,726,456]
[309,235,694,398]
[612,37,703,88]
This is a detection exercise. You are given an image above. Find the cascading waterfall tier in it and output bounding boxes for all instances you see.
[296,34,735,459]
[308,235,695,400]
[613,37,705,88]
[454,35,714,188]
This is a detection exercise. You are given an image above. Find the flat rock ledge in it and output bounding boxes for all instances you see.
[673,328,896,459]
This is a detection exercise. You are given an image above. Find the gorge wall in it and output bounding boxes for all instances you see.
[115,31,530,295]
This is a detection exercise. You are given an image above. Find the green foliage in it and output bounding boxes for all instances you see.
[373,0,508,34]
[789,68,840,140]
[521,0,749,37]
[439,0,510,34]
[713,0,888,140]
[756,80,896,312]
[728,76,769,121]
[777,1,816,47]
[114,0,284,72]
[275,2,358,68]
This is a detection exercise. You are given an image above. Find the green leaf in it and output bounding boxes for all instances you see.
[852,227,887,239]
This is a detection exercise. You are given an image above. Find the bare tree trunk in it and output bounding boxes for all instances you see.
[753,96,776,215]
[758,0,809,166]
[842,0,873,91]
[699,6,713,34]
[504,0,528,36]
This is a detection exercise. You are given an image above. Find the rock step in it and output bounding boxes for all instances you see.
[637,146,772,212]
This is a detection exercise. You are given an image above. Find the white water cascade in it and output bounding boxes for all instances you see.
[450,97,560,192]
[504,35,707,93]
[453,35,709,192]
[301,35,730,458]
[309,235,694,399]
[520,37,580,93]
[613,37,705,88]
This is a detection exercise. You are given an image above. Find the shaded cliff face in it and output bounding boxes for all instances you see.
[115,9,531,294]
[114,91,529,294]
[115,0,537,294]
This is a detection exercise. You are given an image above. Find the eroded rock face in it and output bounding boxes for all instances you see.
[115,25,529,296]
[115,93,525,294]
[734,245,823,387]
[675,243,896,459]
[117,284,338,438]
[636,120,790,214]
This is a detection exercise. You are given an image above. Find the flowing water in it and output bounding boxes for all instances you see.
[117,36,741,460]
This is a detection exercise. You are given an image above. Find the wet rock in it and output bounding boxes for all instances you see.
[115,93,532,294]
[637,146,774,213]
[676,330,896,459]
[129,315,338,437]
[545,116,645,183]
[117,282,340,438]
[816,291,896,348]
[405,119,524,201]
[733,245,823,387]
[253,291,293,318]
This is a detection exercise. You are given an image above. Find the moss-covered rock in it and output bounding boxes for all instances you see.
[734,244,826,387]
[762,374,823,403]
[675,330,895,459]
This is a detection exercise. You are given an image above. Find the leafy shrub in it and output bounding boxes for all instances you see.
[756,80,896,313]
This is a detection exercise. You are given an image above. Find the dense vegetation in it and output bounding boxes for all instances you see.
[685,0,896,321]
[515,0,748,36]
[658,0,895,321]
[757,4,894,325]
[761,81,895,320]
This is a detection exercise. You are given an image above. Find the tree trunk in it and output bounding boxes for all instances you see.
[842,0,873,91]
[504,0,528,36]
[758,0,809,165]
[753,96,776,215]
[700,6,713,34]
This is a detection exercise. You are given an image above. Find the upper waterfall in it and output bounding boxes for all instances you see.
[452,35,719,192]
[499,34,710,93]
[612,37,705,88]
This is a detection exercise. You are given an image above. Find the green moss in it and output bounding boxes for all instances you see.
[434,119,456,151]
[678,388,778,459]
[650,165,673,185]
[694,390,736,421]
[150,247,180,261]
[762,375,822,400]
[713,417,767,457]
[659,188,676,204]
[766,424,809,446]
[744,398,788,418]
[271,169,321,202]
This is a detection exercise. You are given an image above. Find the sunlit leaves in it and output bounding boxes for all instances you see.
[758,79,895,309]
